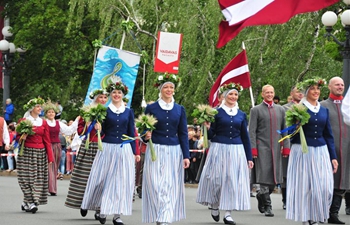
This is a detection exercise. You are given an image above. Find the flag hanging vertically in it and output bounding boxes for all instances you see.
[217,0,339,48]
[209,49,251,107]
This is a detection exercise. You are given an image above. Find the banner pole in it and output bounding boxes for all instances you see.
[242,41,255,107]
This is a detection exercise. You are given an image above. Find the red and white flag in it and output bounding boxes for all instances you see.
[209,49,251,107]
[217,0,339,48]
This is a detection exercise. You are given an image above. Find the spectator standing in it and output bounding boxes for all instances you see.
[0,116,10,170]
[249,84,290,217]
[6,122,16,172]
[4,98,14,124]
[320,76,350,224]
[286,78,338,225]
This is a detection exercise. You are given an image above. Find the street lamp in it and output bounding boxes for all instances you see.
[322,0,350,93]
[0,25,25,110]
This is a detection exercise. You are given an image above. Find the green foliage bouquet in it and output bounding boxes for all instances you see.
[16,120,36,156]
[282,104,310,153]
[135,114,158,161]
[80,104,107,150]
[191,104,218,149]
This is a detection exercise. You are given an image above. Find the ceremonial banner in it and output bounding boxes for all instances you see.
[84,46,140,107]
[154,31,183,74]
[217,0,338,48]
[209,49,251,107]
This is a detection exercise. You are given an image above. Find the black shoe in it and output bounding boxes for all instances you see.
[26,203,38,214]
[250,193,255,197]
[211,209,220,222]
[99,216,107,224]
[256,193,265,213]
[113,217,124,225]
[283,202,286,210]
[49,192,57,196]
[80,208,88,217]
[264,206,274,217]
[223,216,236,224]
[21,202,29,211]
[328,214,345,224]
[94,210,100,220]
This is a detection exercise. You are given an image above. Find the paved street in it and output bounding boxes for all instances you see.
[1,175,350,225]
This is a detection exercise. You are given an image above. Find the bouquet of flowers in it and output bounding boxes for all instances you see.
[191,104,218,149]
[279,104,310,153]
[135,113,158,161]
[80,104,107,150]
[16,120,35,156]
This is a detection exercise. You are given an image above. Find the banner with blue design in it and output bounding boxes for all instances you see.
[84,46,140,107]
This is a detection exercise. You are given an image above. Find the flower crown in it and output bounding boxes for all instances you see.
[89,89,109,100]
[123,97,129,103]
[43,100,59,114]
[219,82,243,94]
[154,72,181,89]
[23,97,45,111]
[296,78,327,91]
[106,82,129,95]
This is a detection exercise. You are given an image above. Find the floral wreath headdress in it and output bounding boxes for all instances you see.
[106,82,129,95]
[219,82,243,94]
[43,99,59,114]
[123,97,129,103]
[23,97,45,111]
[296,78,327,92]
[154,72,181,89]
[89,89,109,100]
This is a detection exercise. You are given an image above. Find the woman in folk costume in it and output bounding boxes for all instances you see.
[81,82,140,225]
[43,101,79,196]
[142,74,190,225]
[65,89,108,219]
[286,78,338,225]
[196,83,253,225]
[16,97,54,213]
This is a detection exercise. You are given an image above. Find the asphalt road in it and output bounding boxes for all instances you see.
[1,174,350,225]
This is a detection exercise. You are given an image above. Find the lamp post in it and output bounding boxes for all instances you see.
[322,0,350,94]
[0,25,25,110]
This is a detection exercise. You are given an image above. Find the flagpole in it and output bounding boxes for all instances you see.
[242,42,255,107]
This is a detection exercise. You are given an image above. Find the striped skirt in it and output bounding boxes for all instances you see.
[142,144,186,223]
[48,143,61,194]
[196,143,251,210]
[65,141,98,209]
[286,144,333,222]
[17,147,49,205]
[81,142,135,215]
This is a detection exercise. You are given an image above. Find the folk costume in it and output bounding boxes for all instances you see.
[81,83,138,225]
[64,89,108,217]
[17,98,54,213]
[286,78,337,224]
[342,87,350,126]
[196,83,252,225]
[321,92,350,224]
[142,74,190,225]
[45,102,78,195]
[249,99,290,216]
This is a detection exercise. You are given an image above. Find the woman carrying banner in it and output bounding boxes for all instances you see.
[16,97,54,213]
[44,101,79,196]
[81,82,140,225]
[142,73,190,225]
[196,83,253,225]
[286,78,338,225]
[64,89,108,219]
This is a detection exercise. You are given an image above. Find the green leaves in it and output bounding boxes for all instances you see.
[135,113,158,134]
[191,104,218,124]
[285,104,310,127]
[16,120,35,135]
[80,104,107,123]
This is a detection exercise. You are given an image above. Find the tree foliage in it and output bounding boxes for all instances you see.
[1,0,345,123]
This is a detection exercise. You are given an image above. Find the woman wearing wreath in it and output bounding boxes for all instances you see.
[81,82,140,225]
[286,78,338,225]
[43,101,79,196]
[65,89,108,218]
[16,97,54,213]
[196,83,253,225]
[142,73,190,225]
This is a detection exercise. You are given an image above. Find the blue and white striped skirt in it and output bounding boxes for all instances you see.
[81,142,135,215]
[142,143,186,223]
[286,144,333,222]
[196,143,251,210]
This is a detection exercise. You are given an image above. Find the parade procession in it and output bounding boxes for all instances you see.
[2,1,350,225]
